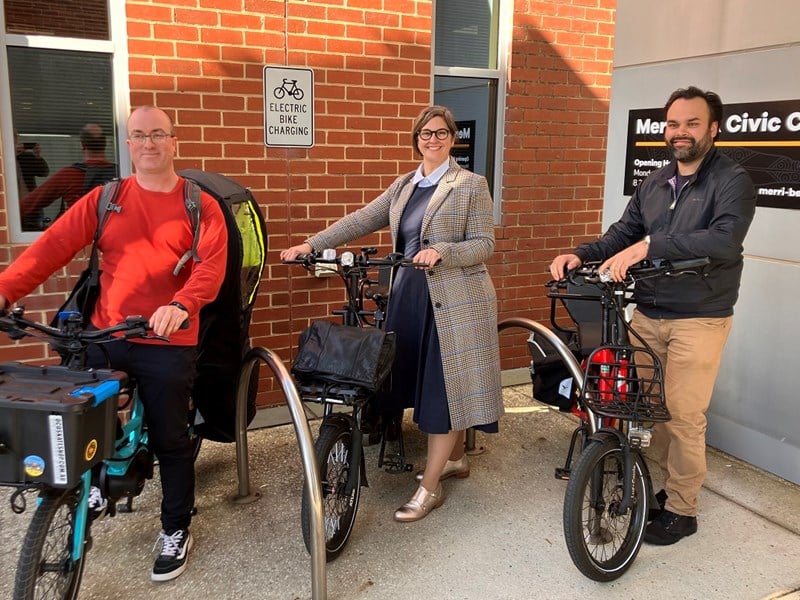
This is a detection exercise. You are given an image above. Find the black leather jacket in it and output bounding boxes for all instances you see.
[575,147,756,318]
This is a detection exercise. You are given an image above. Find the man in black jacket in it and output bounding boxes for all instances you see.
[550,86,756,545]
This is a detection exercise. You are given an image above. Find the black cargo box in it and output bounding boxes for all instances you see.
[0,363,127,488]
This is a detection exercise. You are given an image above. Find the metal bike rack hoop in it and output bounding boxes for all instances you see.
[233,346,327,600]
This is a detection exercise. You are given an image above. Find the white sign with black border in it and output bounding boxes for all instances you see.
[263,66,314,148]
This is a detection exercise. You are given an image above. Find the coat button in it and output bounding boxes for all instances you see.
[422,239,430,245]
[434,302,442,308]
[427,270,434,276]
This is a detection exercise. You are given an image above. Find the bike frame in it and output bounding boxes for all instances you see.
[0,311,156,571]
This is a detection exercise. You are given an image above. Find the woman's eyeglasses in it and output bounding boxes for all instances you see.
[418,128,451,141]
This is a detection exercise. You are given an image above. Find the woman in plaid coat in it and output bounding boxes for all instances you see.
[281,105,503,522]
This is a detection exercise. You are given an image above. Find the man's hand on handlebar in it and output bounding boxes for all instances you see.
[280,243,313,262]
[598,240,649,282]
[549,253,582,281]
[149,304,189,338]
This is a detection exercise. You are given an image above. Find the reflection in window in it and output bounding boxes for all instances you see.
[435,0,499,69]
[8,47,117,231]
[4,0,109,40]
[435,76,497,190]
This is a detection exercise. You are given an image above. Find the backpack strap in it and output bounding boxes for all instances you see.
[172,179,202,276]
[87,179,123,286]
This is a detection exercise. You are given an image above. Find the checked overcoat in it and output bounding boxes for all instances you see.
[306,157,504,430]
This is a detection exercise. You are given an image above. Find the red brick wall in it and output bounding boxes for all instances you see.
[496,0,615,369]
[0,0,615,405]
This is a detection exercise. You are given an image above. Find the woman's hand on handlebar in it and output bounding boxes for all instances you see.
[280,243,313,262]
[412,248,441,269]
[598,240,649,282]
[549,253,582,280]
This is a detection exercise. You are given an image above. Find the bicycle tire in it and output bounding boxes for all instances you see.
[300,419,361,562]
[562,435,649,581]
[14,487,87,600]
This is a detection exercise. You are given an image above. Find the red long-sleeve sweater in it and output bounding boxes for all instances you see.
[0,177,228,346]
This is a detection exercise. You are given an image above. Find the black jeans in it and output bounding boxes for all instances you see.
[87,341,197,533]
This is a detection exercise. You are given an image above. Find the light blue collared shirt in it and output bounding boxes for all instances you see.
[412,159,450,188]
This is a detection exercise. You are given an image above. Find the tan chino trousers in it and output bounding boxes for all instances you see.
[631,311,733,517]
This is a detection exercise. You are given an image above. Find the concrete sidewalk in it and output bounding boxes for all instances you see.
[1,384,799,600]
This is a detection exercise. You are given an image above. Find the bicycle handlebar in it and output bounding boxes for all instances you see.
[548,257,710,289]
[283,247,425,270]
[0,308,165,358]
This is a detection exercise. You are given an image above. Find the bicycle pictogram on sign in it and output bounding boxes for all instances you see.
[274,79,304,100]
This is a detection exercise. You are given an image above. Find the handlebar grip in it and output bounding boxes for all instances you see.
[668,257,711,271]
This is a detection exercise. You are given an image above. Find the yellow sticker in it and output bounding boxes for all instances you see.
[85,439,98,462]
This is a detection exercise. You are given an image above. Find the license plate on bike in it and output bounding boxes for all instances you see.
[0,363,127,488]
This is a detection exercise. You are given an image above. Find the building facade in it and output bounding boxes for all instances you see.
[0,0,614,384]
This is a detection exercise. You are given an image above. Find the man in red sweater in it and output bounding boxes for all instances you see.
[20,123,117,230]
[0,106,228,582]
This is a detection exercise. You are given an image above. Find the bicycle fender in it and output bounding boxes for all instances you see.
[586,429,623,447]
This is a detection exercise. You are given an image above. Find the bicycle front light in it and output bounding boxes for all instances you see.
[341,251,355,267]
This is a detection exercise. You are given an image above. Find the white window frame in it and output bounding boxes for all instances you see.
[0,0,130,243]
[432,0,511,223]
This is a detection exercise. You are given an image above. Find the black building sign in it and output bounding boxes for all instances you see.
[623,99,800,209]
[452,120,476,172]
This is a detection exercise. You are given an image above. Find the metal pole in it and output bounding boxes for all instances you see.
[234,346,327,600]
[497,316,598,434]
[233,354,260,503]
[497,317,584,386]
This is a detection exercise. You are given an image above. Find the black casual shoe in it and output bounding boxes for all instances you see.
[644,509,697,545]
[151,529,193,582]
[88,486,107,522]
[648,488,668,522]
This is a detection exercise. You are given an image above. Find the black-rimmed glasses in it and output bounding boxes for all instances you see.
[418,128,451,141]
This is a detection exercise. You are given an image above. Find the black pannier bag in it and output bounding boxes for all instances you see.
[291,320,396,393]
[177,169,267,443]
[527,328,578,412]
[530,273,605,412]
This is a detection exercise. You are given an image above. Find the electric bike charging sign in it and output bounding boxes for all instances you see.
[264,66,314,148]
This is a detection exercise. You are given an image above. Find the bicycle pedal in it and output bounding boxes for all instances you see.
[554,467,571,480]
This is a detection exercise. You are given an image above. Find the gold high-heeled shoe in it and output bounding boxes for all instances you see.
[393,483,445,522]
[414,454,470,482]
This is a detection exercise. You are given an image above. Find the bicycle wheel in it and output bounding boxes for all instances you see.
[300,418,362,561]
[14,487,87,600]
[562,435,649,581]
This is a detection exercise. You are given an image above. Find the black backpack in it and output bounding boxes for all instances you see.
[91,171,268,442]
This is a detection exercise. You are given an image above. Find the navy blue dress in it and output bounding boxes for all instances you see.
[384,184,498,435]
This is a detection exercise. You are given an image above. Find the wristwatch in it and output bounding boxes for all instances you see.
[169,301,189,313]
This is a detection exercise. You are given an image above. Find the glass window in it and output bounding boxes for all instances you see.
[4,0,109,40]
[435,0,499,69]
[435,76,497,189]
[2,0,124,238]
[434,0,506,218]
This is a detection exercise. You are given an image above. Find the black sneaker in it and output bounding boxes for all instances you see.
[88,486,107,522]
[644,509,697,545]
[151,529,193,582]
[648,488,668,522]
